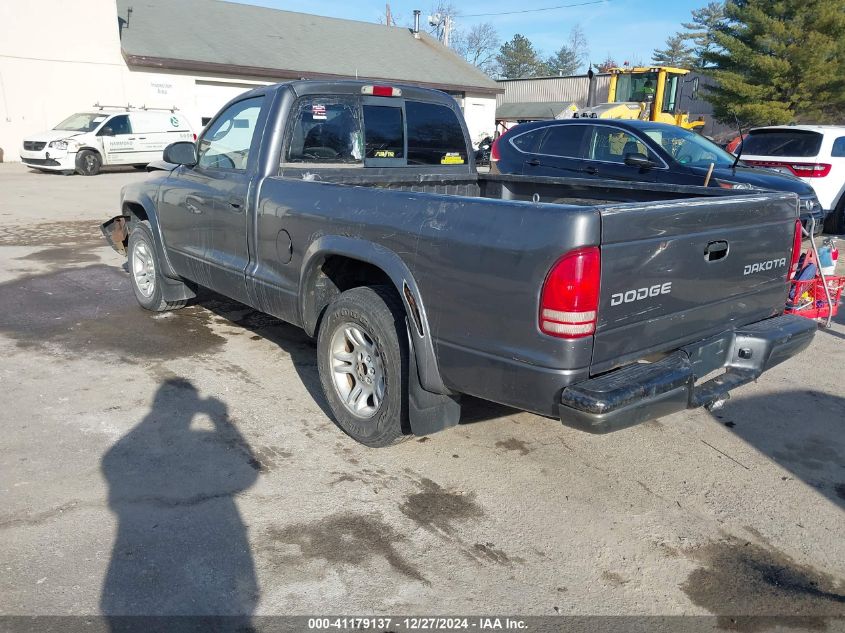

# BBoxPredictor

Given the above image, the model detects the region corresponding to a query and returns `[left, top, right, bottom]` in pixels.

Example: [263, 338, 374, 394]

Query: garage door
[195, 81, 260, 128]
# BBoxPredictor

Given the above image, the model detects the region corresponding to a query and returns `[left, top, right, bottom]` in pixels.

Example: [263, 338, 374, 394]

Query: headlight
[48, 140, 68, 150]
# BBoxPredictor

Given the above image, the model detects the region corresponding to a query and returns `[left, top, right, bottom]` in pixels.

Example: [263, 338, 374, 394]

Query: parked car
[736, 125, 845, 234]
[102, 80, 814, 447]
[491, 119, 825, 233]
[20, 109, 195, 176]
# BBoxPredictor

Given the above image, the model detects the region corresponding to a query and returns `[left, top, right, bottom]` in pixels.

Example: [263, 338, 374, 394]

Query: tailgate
[592, 192, 798, 374]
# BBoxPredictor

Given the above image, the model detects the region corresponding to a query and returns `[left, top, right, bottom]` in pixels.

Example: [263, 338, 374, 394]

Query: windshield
[613, 72, 658, 103]
[53, 113, 108, 132]
[641, 125, 738, 167]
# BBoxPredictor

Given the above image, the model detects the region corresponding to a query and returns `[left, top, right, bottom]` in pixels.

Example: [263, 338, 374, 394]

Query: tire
[133, 164, 148, 170]
[127, 221, 187, 312]
[75, 149, 102, 176]
[823, 197, 845, 235]
[317, 285, 410, 447]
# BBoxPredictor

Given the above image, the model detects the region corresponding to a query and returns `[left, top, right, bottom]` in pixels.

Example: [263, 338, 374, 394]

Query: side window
[537, 125, 588, 158]
[832, 136, 845, 158]
[587, 127, 650, 163]
[405, 101, 466, 165]
[286, 97, 362, 163]
[198, 96, 264, 171]
[363, 105, 404, 160]
[510, 129, 544, 153]
[100, 115, 131, 136]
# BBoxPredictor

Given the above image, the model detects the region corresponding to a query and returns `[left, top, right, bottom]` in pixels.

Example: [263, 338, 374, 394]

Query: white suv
[739, 125, 845, 234]
[20, 109, 195, 176]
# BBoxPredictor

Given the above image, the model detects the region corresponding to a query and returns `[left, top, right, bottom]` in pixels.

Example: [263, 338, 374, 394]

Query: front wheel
[127, 221, 186, 312]
[316, 286, 409, 447]
[823, 198, 844, 235]
[75, 149, 102, 176]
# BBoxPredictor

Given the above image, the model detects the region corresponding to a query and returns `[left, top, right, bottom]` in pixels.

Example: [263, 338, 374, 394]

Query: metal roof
[116, 0, 501, 95]
[496, 101, 578, 120]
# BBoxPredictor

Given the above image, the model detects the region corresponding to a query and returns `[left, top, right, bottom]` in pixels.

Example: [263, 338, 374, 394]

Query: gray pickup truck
[103, 80, 815, 447]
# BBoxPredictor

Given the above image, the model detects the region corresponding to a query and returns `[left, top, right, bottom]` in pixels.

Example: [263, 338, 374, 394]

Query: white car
[738, 125, 845, 234]
[20, 109, 195, 176]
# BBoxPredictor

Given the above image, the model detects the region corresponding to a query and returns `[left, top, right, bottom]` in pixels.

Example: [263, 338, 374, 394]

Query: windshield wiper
[732, 115, 744, 169]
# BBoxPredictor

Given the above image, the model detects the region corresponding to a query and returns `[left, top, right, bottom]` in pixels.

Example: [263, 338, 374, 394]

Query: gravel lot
[0, 162, 843, 624]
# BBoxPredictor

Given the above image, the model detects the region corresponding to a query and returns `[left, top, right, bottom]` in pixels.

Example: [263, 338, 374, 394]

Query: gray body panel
[117, 80, 804, 423]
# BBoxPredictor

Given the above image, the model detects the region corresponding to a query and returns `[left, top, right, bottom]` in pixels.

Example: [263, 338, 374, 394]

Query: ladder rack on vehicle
[92, 102, 179, 112]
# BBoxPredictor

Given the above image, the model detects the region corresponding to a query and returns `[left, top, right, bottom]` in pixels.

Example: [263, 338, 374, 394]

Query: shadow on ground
[100, 378, 259, 630]
[709, 389, 845, 512]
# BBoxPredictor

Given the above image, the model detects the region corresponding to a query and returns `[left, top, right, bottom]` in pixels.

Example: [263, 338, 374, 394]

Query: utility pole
[385, 3, 392, 27]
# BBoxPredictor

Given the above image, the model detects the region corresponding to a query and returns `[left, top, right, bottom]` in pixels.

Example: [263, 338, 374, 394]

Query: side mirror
[99, 127, 115, 137]
[163, 141, 197, 167]
[624, 152, 656, 169]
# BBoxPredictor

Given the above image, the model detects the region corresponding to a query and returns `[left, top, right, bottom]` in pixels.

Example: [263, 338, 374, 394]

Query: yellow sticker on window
[374, 149, 395, 158]
[441, 153, 465, 165]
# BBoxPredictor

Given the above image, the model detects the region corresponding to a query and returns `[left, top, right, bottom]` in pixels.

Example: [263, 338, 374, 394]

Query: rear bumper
[559, 314, 816, 433]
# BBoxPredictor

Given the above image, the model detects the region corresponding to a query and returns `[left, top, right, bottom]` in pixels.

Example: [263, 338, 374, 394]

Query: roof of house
[496, 101, 578, 120]
[116, 0, 501, 95]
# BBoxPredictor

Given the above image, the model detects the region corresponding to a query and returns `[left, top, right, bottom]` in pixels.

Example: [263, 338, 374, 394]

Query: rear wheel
[75, 149, 102, 176]
[316, 286, 409, 447]
[823, 197, 844, 235]
[128, 221, 187, 312]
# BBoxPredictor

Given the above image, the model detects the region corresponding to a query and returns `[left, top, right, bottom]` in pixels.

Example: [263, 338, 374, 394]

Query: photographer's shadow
[100, 378, 259, 627]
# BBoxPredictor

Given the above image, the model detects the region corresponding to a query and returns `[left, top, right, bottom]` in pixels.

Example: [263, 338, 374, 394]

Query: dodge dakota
[102, 80, 815, 447]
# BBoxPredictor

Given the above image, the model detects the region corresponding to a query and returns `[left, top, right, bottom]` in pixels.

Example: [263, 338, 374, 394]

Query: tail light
[192, 133, 197, 141]
[490, 128, 510, 162]
[746, 160, 831, 178]
[788, 219, 803, 279]
[361, 85, 402, 97]
[539, 247, 601, 338]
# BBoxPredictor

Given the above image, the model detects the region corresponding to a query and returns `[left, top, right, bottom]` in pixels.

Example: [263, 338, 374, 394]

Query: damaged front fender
[101, 215, 129, 256]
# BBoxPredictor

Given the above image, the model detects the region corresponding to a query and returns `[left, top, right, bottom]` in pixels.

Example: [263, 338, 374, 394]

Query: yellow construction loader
[576, 66, 704, 130]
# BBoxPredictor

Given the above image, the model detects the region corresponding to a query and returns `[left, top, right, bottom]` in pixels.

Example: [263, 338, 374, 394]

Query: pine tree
[496, 34, 546, 78]
[704, 0, 845, 125]
[681, 2, 725, 68]
[545, 25, 589, 76]
[651, 34, 696, 67]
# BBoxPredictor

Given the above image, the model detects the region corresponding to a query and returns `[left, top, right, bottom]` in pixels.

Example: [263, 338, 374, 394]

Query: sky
[227, 0, 707, 72]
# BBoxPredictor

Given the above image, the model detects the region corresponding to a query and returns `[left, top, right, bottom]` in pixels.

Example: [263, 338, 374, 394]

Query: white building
[0, 0, 500, 162]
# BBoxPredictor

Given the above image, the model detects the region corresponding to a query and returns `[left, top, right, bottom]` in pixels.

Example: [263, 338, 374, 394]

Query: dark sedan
[491, 119, 825, 232]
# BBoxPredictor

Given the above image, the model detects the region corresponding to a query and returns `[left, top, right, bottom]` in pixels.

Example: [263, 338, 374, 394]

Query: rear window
[363, 105, 404, 160]
[742, 130, 823, 157]
[405, 101, 466, 165]
[287, 97, 362, 163]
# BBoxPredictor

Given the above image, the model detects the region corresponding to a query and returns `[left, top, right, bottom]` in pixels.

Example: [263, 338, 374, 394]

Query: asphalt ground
[0, 162, 843, 628]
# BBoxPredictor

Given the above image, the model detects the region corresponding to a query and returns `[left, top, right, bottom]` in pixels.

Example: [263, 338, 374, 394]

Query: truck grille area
[23, 141, 46, 151]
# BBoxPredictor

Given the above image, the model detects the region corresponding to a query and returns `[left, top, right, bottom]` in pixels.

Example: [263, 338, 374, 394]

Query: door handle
[527, 159, 540, 166]
[228, 197, 242, 209]
[584, 166, 599, 175]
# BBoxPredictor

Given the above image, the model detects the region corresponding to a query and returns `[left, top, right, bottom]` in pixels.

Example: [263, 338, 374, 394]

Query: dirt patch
[681, 536, 845, 630]
[399, 478, 483, 534]
[266, 512, 426, 583]
[0, 220, 102, 247]
[495, 438, 530, 456]
[0, 264, 225, 360]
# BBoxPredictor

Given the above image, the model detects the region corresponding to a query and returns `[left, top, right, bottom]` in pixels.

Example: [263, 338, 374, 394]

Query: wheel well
[308, 255, 399, 335]
[123, 201, 148, 224]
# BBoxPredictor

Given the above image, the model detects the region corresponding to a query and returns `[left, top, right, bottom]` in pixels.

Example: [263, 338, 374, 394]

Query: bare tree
[453, 22, 500, 75]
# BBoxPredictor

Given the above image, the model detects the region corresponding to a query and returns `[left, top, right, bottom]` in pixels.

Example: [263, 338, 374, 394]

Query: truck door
[98, 115, 134, 165]
[156, 95, 267, 304]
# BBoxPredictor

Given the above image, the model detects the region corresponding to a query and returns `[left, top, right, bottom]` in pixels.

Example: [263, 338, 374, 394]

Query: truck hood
[23, 130, 85, 143]
[691, 164, 815, 195]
